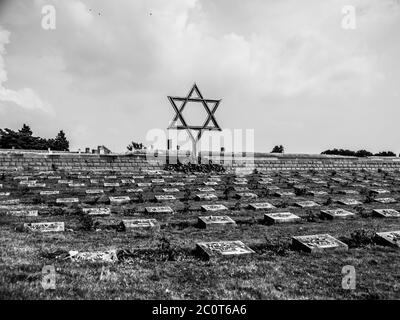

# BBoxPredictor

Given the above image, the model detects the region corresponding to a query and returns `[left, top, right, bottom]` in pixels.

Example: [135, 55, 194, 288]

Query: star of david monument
[167, 83, 222, 163]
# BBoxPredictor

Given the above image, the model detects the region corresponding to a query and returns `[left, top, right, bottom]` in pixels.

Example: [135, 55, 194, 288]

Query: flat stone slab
[308, 190, 329, 196]
[203, 181, 218, 186]
[236, 192, 258, 199]
[121, 179, 135, 184]
[233, 181, 248, 185]
[137, 183, 152, 187]
[295, 201, 319, 208]
[201, 204, 228, 212]
[104, 183, 120, 187]
[40, 191, 60, 196]
[126, 188, 143, 193]
[85, 189, 104, 194]
[375, 231, 400, 247]
[266, 186, 280, 191]
[321, 209, 356, 219]
[292, 234, 348, 253]
[196, 241, 255, 260]
[370, 189, 390, 195]
[196, 194, 218, 201]
[27, 183, 46, 188]
[198, 187, 215, 192]
[337, 199, 362, 206]
[58, 180, 73, 184]
[23, 222, 65, 232]
[145, 206, 174, 214]
[56, 198, 79, 204]
[339, 190, 359, 195]
[373, 209, 400, 218]
[82, 208, 111, 216]
[274, 191, 295, 197]
[170, 182, 185, 186]
[374, 198, 397, 204]
[68, 183, 86, 187]
[264, 212, 301, 224]
[109, 196, 130, 204]
[104, 176, 117, 179]
[198, 216, 236, 229]
[122, 218, 160, 231]
[132, 176, 144, 179]
[162, 188, 180, 193]
[151, 179, 165, 183]
[249, 202, 276, 210]
[0, 192, 10, 196]
[0, 199, 20, 205]
[155, 195, 176, 202]
[68, 250, 118, 263]
[8, 210, 38, 217]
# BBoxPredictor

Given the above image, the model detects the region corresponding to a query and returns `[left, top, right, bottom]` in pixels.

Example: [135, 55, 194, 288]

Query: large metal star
[167, 83, 222, 142]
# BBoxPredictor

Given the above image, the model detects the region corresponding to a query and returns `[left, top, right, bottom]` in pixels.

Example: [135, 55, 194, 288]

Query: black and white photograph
[0, 0, 399, 310]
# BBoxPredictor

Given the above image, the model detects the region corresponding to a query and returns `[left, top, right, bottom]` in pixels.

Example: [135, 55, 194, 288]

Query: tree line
[0, 124, 69, 151]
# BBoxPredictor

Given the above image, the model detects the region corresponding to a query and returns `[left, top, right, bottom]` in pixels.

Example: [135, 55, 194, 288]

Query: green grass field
[0, 169, 399, 299]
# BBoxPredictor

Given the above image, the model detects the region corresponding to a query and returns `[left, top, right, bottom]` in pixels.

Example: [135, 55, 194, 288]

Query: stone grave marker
[40, 190, 60, 196]
[105, 175, 117, 179]
[90, 179, 99, 184]
[375, 231, 400, 248]
[151, 179, 165, 184]
[196, 193, 218, 201]
[201, 204, 228, 212]
[68, 250, 118, 263]
[85, 189, 104, 194]
[0, 192, 10, 196]
[138, 183, 152, 187]
[145, 206, 173, 214]
[8, 210, 38, 217]
[292, 234, 348, 253]
[155, 195, 176, 202]
[337, 199, 362, 206]
[56, 198, 79, 204]
[104, 182, 120, 187]
[126, 188, 143, 193]
[274, 191, 295, 197]
[122, 218, 160, 231]
[163, 188, 180, 193]
[82, 208, 111, 216]
[373, 209, 400, 218]
[0, 199, 20, 205]
[370, 189, 390, 195]
[249, 202, 276, 210]
[170, 182, 185, 186]
[109, 196, 130, 204]
[47, 176, 62, 180]
[198, 215, 236, 229]
[236, 192, 258, 199]
[196, 241, 255, 259]
[308, 190, 328, 196]
[58, 180, 73, 184]
[234, 187, 250, 192]
[339, 190, 359, 195]
[204, 181, 218, 186]
[198, 187, 215, 192]
[78, 175, 91, 179]
[264, 212, 301, 224]
[233, 181, 247, 185]
[295, 201, 319, 208]
[321, 209, 356, 220]
[23, 221, 65, 233]
[132, 175, 144, 179]
[28, 183, 46, 188]
[266, 186, 280, 192]
[121, 179, 135, 184]
[208, 177, 221, 182]
[374, 197, 397, 204]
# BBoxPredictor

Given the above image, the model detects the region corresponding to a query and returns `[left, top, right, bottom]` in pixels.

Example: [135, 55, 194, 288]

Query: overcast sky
[0, 0, 399, 154]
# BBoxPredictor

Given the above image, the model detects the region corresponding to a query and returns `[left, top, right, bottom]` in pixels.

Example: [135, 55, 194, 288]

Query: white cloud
[0, 26, 51, 113]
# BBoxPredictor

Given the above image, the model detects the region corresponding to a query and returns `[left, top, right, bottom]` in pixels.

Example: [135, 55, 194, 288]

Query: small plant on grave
[51, 207, 66, 216]
[157, 235, 177, 261]
[109, 187, 116, 194]
[305, 210, 319, 222]
[0, 173, 5, 181]
[347, 228, 376, 247]
[31, 195, 44, 205]
[78, 214, 94, 231]
[294, 187, 307, 196]
[324, 197, 333, 206]
[182, 189, 191, 201]
[263, 236, 289, 256]
[233, 201, 241, 211]
[51, 164, 57, 171]
[354, 205, 371, 218]
[136, 193, 144, 203]
[223, 186, 234, 200]
[278, 200, 289, 208]
[331, 170, 337, 176]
